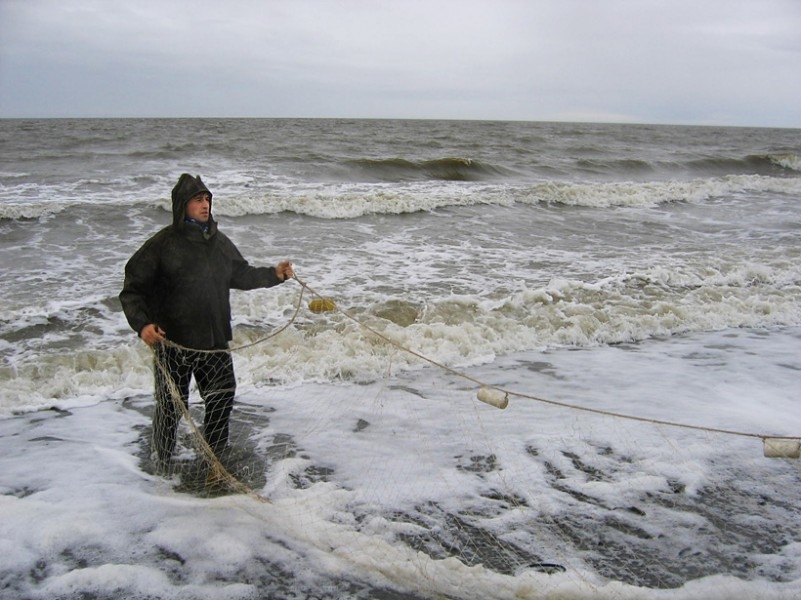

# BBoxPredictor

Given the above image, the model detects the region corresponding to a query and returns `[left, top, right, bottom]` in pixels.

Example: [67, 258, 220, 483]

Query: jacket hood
[171, 173, 214, 230]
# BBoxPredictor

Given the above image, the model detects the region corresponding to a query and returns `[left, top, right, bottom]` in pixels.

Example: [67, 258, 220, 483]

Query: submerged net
[142, 277, 801, 599]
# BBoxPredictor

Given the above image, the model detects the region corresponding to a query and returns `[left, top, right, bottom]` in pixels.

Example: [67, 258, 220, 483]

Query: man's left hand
[276, 261, 294, 282]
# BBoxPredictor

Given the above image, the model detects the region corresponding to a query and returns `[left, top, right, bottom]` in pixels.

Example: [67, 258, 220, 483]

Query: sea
[0, 118, 800, 599]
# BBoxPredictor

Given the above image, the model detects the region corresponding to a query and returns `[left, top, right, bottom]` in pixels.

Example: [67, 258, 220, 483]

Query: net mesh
[141, 278, 801, 598]
[151, 343, 256, 496]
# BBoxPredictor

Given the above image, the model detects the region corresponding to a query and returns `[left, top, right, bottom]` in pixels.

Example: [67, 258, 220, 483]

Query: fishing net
[151, 343, 255, 495]
[143, 277, 801, 599]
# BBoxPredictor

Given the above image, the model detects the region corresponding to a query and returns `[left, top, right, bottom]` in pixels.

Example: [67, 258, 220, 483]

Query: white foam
[1, 328, 799, 598]
[140, 175, 801, 219]
[768, 153, 801, 172]
[3, 252, 800, 416]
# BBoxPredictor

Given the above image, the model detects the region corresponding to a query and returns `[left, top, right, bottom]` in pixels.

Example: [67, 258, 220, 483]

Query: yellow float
[308, 298, 336, 313]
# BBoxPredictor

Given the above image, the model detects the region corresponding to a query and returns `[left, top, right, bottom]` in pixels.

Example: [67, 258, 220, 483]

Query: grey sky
[1, 0, 799, 127]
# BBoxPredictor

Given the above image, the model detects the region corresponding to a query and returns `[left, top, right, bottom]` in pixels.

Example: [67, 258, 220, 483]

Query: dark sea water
[1, 119, 800, 599]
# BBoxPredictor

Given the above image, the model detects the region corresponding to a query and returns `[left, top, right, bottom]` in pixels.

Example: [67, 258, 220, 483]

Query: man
[120, 173, 293, 465]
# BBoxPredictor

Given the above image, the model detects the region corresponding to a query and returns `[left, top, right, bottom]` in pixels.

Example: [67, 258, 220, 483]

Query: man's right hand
[139, 324, 166, 346]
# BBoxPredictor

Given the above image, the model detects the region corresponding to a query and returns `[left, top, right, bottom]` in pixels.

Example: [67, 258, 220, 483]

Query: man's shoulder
[132, 225, 176, 253]
[210, 228, 236, 247]
[150, 225, 175, 239]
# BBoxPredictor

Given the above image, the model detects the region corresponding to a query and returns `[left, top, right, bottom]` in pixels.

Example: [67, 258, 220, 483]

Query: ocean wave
[193, 261, 801, 388]
[575, 158, 656, 175]
[0, 202, 67, 220]
[4, 172, 800, 222]
[518, 174, 801, 208]
[685, 153, 801, 176]
[572, 152, 801, 179]
[0, 171, 32, 179]
[0, 175, 166, 220]
[200, 174, 801, 219]
[2, 258, 798, 415]
[763, 152, 801, 172]
[340, 156, 513, 182]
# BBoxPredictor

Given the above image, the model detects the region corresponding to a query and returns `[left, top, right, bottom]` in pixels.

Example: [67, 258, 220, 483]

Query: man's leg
[194, 349, 236, 455]
[152, 345, 191, 464]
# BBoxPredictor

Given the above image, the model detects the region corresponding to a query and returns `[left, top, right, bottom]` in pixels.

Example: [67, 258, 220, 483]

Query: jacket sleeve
[226, 237, 283, 291]
[119, 235, 162, 336]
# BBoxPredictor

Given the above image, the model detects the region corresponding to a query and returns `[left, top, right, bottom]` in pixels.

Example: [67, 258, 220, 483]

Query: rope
[161, 280, 307, 355]
[153, 272, 798, 446]
[291, 275, 800, 445]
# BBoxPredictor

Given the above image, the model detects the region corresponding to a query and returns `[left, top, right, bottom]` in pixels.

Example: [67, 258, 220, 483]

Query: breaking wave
[4, 172, 800, 221]
[203, 174, 801, 219]
[3, 257, 799, 415]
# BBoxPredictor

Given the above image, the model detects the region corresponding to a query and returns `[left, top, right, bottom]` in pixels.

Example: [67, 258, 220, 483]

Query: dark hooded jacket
[119, 174, 282, 349]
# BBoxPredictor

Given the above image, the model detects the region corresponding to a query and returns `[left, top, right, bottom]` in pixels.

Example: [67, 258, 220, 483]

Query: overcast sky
[1, 0, 799, 127]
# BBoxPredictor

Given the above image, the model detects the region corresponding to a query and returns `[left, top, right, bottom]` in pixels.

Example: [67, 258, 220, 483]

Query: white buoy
[477, 387, 509, 410]
[763, 438, 801, 459]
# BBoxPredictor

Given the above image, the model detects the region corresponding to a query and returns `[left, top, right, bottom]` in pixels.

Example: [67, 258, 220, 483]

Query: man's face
[185, 192, 210, 223]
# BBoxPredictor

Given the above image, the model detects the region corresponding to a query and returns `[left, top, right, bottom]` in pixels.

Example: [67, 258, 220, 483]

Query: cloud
[1, 0, 800, 126]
